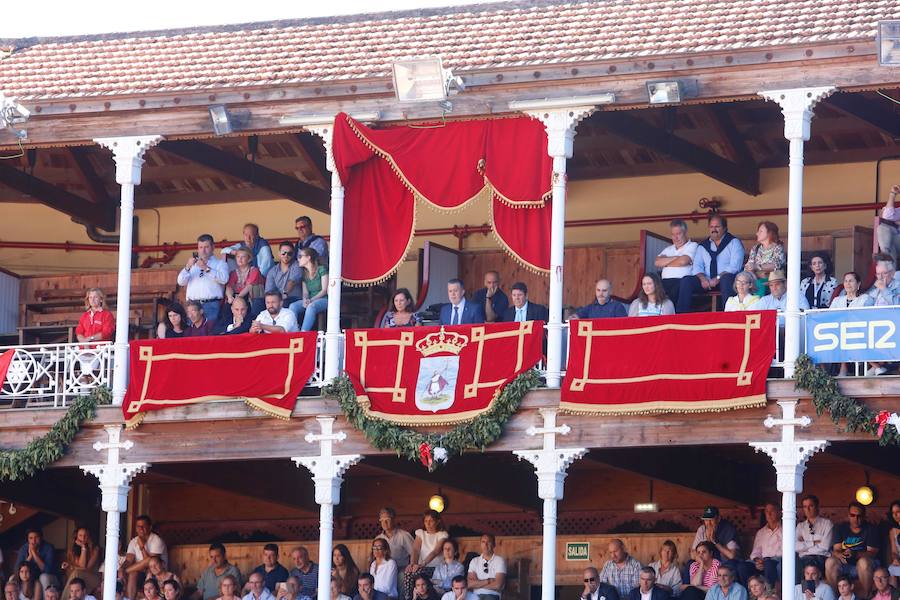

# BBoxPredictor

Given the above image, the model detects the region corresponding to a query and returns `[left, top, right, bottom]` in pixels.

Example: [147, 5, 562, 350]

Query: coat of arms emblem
[414, 327, 468, 413]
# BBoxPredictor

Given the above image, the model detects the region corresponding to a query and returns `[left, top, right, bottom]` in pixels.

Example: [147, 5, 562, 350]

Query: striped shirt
[690, 559, 721, 588]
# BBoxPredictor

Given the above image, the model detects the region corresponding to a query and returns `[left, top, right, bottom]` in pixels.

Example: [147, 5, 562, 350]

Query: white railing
[0, 342, 113, 409]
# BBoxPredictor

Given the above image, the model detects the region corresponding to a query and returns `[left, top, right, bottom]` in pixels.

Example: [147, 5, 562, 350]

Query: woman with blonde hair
[649, 540, 682, 596]
[746, 575, 771, 600]
[724, 272, 761, 312]
[61, 527, 101, 600]
[75, 288, 114, 344]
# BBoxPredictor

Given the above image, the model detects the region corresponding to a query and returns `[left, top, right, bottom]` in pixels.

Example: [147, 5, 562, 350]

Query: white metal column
[94, 136, 163, 405]
[758, 88, 834, 377]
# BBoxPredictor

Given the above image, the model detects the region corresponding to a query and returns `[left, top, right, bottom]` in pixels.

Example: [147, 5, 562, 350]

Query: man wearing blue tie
[439, 279, 486, 326]
[501, 282, 549, 322]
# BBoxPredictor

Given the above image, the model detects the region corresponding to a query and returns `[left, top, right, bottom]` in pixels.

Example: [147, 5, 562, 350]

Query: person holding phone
[794, 564, 835, 600]
[177, 234, 229, 323]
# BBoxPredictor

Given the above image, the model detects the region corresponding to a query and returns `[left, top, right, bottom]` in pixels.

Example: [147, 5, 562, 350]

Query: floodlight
[392, 57, 462, 103]
[0, 92, 30, 139]
[428, 493, 447, 513]
[878, 20, 900, 66]
[646, 81, 683, 104]
[208, 104, 233, 136]
[855, 485, 875, 506]
[634, 503, 659, 513]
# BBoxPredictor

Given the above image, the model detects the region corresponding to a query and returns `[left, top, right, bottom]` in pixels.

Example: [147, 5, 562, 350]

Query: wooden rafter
[68, 146, 113, 205]
[708, 106, 757, 167]
[158, 140, 330, 214]
[294, 133, 330, 189]
[826, 93, 900, 139]
[592, 111, 761, 196]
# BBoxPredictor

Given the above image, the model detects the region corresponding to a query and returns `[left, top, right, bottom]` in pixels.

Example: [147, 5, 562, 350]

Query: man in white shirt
[440, 576, 478, 600]
[375, 507, 415, 578]
[242, 573, 275, 600]
[793, 564, 835, 600]
[68, 579, 98, 600]
[467, 534, 506, 599]
[121, 516, 168, 600]
[745, 502, 783, 585]
[251, 292, 299, 334]
[177, 234, 229, 322]
[654, 219, 698, 309]
[876, 184, 900, 261]
[796, 495, 833, 574]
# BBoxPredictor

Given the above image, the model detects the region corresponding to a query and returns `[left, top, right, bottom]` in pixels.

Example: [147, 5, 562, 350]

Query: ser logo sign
[805, 308, 899, 363]
[812, 320, 896, 351]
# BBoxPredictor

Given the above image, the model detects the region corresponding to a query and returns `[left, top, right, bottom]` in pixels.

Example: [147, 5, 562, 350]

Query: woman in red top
[76, 288, 115, 343]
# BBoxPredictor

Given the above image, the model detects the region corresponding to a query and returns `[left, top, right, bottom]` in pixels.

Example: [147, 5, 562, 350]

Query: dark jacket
[627, 588, 670, 600]
[582, 584, 621, 600]
[502, 302, 549, 323]
[439, 301, 486, 325]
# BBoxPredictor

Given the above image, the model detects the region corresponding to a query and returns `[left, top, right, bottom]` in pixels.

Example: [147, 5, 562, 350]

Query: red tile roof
[0, 0, 896, 100]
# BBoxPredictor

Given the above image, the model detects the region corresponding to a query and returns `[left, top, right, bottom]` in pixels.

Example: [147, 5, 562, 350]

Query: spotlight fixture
[0, 92, 30, 139]
[208, 104, 233, 136]
[392, 57, 464, 105]
[855, 485, 876, 506]
[634, 502, 659, 513]
[878, 20, 900, 66]
[646, 81, 683, 105]
[428, 492, 447, 513]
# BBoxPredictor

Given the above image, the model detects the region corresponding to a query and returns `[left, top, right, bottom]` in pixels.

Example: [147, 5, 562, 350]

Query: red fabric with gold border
[560, 311, 776, 414]
[344, 322, 543, 425]
[122, 332, 318, 428]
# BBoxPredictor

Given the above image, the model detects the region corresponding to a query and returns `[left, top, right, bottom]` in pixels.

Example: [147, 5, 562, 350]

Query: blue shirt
[576, 300, 627, 319]
[253, 563, 290, 593]
[704, 584, 748, 600]
[289, 563, 319, 596]
[15, 541, 56, 574]
[472, 287, 509, 320]
[691, 237, 745, 277]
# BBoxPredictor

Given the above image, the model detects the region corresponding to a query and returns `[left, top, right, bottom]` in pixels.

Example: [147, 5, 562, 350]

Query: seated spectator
[432, 540, 465, 595]
[600, 539, 642, 598]
[61, 527, 100, 600]
[148, 557, 179, 587]
[15, 528, 58, 590]
[744, 222, 786, 296]
[250, 292, 299, 334]
[66, 580, 95, 600]
[581, 567, 620, 600]
[275, 577, 309, 600]
[249, 544, 289, 594]
[332, 577, 352, 600]
[405, 512, 449, 600]
[472, 271, 509, 323]
[440, 280, 485, 325]
[258, 243, 303, 317]
[381, 289, 423, 328]
[800, 253, 838, 310]
[242, 574, 274, 600]
[466, 534, 506, 599]
[370, 540, 398, 599]
[121, 515, 168, 600]
[75, 288, 114, 345]
[649, 540, 681, 597]
[163, 580, 182, 600]
[627, 567, 669, 600]
[294, 216, 329, 266]
[835, 575, 855, 600]
[797, 494, 834, 573]
[5, 582, 20, 600]
[115, 580, 128, 600]
[177, 234, 229, 322]
[13, 562, 43, 600]
[876, 185, 900, 261]
[440, 576, 477, 600]
[144, 580, 163, 600]
[192, 544, 242, 600]
[577, 279, 627, 319]
[724, 272, 761, 312]
[217, 296, 252, 335]
[222, 223, 274, 277]
[743, 502, 782, 586]
[332, 545, 360, 599]
[375, 508, 415, 580]
[412, 576, 440, 600]
[157, 303, 189, 339]
[691, 508, 741, 577]
[628, 274, 675, 317]
[655, 219, 698, 305]
[872, 567, 897, 600]
[185, 301, 217, 337]
[502, 282, 548, 322]
[757, 271, 809, 313]
[794, 564, 835, 600]
[682, 542, 721, 600]
[42, 586, 58, 600]
[288, 547, 318, 599]
[830, 272, 873, 309]
[225, 247, 264, 313]
[289, 248, 328, 331]
[705, 565, 746, 600]
[216, 575, 241, 600]
[677, 215, 744, 312]
[866, 254, 900, 306]
[354, 574, 388, 600]
[825, 502, 879, 599]
[889, 500, 900, 584]
[746, 576, 771, 600]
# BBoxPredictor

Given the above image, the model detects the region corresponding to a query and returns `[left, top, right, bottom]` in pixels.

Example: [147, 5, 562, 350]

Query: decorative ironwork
[0, 342, 113, 408]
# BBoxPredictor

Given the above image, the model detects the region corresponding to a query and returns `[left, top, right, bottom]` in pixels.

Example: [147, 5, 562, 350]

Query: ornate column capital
[513, 409, 586, 500]
[749, 400, 828, 493]
[94, 135, 163, 186]
[80, 425, 148, 512]
[759, 87, 835, 141]
[292, 417, 362, 505]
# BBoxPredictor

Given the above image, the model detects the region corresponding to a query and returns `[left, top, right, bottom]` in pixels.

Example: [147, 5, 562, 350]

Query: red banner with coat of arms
[560, 311, 776, 415]
[344, 322, 544, 425]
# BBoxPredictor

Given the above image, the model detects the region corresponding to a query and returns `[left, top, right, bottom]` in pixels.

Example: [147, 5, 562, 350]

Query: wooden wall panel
[19, 268, 181, 303]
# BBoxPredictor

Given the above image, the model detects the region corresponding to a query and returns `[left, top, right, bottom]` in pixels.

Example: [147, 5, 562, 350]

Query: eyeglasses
[280, 251, 293, 256]
[483, 561, 489, 573]
[583, 579, 596, 583]
[808, 522, 815, 534]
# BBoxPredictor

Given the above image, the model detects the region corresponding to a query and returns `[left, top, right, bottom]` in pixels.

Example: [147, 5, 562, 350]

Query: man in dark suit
[627, 567, 670, 600]
[581, 567, 620, 600]
[439, 279, 486, 326]
[501, 282, 549, 322]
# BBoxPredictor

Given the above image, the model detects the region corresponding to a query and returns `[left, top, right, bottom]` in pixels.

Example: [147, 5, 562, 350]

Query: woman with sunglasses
[256, 242, 304, 317]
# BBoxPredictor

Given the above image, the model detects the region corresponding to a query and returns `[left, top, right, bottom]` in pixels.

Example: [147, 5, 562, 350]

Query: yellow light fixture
[855, 485, 875, 506]
[428, 493, 447, 513]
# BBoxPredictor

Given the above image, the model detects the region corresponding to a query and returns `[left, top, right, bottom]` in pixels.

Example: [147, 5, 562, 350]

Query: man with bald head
[576, 280, 626, 319]
[599, 540, 642, 598]
[580, 567, 620, 600]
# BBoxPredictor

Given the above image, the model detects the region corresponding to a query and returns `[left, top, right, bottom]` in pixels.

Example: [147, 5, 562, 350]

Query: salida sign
[805, 307, 899, 364]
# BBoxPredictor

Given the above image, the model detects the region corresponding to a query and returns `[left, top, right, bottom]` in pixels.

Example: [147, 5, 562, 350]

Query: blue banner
[805, 307, 900, 363]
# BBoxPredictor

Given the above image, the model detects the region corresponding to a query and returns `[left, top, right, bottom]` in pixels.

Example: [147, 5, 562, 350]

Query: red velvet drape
[332, 113, 552, 284]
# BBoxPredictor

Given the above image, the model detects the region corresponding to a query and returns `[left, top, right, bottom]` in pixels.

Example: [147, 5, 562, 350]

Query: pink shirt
[690, 559, 720, 587]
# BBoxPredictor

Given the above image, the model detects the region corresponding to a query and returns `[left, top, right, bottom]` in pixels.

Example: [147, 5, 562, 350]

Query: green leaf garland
[325, 370, 539, 468]
[0, 387, 110, 481]
[794, 354, 899, 446]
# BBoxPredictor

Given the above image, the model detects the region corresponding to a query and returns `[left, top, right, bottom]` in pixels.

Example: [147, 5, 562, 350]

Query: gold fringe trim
[489, 199, 550, 275]
[484, 174, 549, 209]
[342, 200, 418, 287]
[558, 393, 767, 416]
[245, 397, 293, 420]
[124, 411, 146, 430]
[359, 381, 505, 426]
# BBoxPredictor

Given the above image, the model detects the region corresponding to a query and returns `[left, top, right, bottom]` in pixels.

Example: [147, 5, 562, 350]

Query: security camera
[0, 92, 31, 125]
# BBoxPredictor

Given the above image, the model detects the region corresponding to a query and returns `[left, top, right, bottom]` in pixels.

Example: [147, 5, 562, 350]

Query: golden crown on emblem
[415, 326, 469, 357]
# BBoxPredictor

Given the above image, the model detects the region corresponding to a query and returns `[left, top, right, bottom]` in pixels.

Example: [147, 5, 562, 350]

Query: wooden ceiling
[0, 90, 898, 229]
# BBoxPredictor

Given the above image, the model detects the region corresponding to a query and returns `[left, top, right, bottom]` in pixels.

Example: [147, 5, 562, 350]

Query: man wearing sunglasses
[467, 534, 506, 599]
[256, 242, 304, 318]
[825, 502, 879, 599]
[294, 216, 329, 267]
[580, 567, 620, 600]
[796, 495, 834, 574]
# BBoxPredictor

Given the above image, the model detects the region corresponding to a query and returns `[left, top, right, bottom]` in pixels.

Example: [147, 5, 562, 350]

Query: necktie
[452, 305, 459, 325]
[516, 307, 524, 322]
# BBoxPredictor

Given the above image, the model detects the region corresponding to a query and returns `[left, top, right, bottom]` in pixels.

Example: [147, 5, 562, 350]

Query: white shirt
[641, 591, 653, 600]
[255, 309, 299, 333]
[796, 517, 834, 557]
[370, 559, 398, 598]
[658, 241, 698, 279]
[441, 592, 478, 600]
[177, 255, 229, 300]
[126, 532, 168, 567]
[751, 523, 783, 559]
[467, 554, 506, 598]
[243, 590, 276, 600]
[375, 529, 415, 568]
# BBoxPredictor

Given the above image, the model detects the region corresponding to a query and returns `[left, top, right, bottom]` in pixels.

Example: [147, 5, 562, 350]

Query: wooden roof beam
[708, 106, 757, 168]
[0, 161, 115, 229]
[158, 140, 330, 214]
[592, 111, 761, 196]
[825, 93, 900, 139]
[294, 133, 330, 189]
[69, 146, 113, 205]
